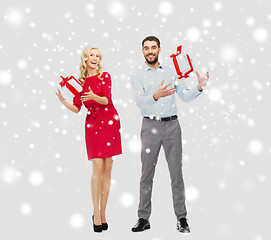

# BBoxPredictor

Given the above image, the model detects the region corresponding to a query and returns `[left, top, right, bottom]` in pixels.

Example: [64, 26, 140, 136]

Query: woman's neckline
[86, 72, 105, 81]
[87, 73, 99, 77]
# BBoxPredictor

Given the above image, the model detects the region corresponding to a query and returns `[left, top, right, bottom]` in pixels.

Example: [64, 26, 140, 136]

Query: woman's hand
[81, 86, 96, 102]
[55, 89, 80, 113]
[196, 71, 209, 91]
[55, 89, 66, 104]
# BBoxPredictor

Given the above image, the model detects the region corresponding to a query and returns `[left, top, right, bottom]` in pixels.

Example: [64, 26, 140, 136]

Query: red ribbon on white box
[59, 76, 82, 98]
[170, 45, 194, 79]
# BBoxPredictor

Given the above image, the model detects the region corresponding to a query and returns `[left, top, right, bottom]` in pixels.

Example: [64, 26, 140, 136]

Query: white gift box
[170, 45, 194, 79]
[59, 76, 82, 99]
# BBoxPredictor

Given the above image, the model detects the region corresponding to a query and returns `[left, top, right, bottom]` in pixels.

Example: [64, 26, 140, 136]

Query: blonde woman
[56, 46, 122, 232]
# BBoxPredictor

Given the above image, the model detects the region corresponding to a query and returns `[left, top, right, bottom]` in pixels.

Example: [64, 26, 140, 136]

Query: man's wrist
[153, 92, 159, 101]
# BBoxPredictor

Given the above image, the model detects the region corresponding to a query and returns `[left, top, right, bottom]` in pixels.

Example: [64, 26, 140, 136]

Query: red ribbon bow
[59, 76, 82, 96]
[88, 103, 98, 120]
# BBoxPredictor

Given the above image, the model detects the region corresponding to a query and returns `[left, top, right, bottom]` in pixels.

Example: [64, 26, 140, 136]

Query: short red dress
[73, 72, 122, 160]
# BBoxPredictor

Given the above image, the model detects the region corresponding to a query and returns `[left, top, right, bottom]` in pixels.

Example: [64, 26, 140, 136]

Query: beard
[145, 54, 159, 65]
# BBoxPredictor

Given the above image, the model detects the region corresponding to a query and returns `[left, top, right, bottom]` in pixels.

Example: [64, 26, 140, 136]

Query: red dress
[73, 72, 122, 160]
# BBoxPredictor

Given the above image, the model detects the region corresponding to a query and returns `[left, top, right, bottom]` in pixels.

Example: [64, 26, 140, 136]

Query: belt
[144, 115, 178, 121]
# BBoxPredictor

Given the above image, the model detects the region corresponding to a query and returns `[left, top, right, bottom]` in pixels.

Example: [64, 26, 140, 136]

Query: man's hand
[153, 80, 176, 101]
[196, 71, 209, 91]
[81, 86, 96, 102]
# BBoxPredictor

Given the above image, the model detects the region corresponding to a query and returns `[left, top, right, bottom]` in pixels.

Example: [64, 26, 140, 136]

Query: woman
[56, 46, 122, 233]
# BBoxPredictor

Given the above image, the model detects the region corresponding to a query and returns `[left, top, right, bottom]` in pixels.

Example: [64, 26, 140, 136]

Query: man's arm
[131, 73, 157, 108]
[174, 71, 209, 102]
[174, 77, 202, 103]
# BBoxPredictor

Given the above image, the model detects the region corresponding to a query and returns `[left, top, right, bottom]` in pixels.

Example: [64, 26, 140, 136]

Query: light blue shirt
[131, 63, 202, 118]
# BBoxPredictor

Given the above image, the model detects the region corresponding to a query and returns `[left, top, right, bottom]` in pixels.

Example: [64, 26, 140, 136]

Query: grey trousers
[138, 117, 187, 220]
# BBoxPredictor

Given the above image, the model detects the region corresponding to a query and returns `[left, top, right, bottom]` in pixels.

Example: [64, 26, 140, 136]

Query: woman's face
[86, 49, 101, 70]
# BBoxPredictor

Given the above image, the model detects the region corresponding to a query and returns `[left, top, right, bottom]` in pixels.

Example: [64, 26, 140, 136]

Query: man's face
[142, 40, 161, 65]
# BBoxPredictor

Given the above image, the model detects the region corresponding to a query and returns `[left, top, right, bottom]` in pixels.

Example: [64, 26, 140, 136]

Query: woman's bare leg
[91, 158, 104, 225]
[100, 157, 113, 223]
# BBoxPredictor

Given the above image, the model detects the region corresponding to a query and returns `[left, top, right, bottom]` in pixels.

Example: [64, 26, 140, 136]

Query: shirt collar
[143, 62, 163, 71]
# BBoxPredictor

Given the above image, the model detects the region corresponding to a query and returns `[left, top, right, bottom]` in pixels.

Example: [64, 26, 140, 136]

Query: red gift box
[59, 76, 82, 99]
[170, 45, 194, 79]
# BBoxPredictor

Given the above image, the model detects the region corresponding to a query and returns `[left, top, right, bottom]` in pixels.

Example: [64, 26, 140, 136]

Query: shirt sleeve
[102, 72, 113, 104]
[174, 76, 202, 102]
[131, 72, 156, 109]
[73, 92, 82, 112]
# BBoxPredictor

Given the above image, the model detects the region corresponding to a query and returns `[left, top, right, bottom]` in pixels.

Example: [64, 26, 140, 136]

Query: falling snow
[186, 186, 200, 201]
[158, 2, 174, 16]
[248, 139, 263, 155]
[0, 0, 270, 239]
[186, 27, 201, 42]
[253, 27, 268, 43]
[69, 214, 85, 229]
[120, 192, 134, 207]
[29, 171, 44, 186]
[0, 70, 12, 85]
[20, 203, 32, 215]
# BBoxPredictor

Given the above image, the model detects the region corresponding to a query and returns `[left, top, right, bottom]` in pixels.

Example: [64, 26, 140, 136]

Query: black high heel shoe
[92, 215, 103, 233]
[102, 222, 108, 230]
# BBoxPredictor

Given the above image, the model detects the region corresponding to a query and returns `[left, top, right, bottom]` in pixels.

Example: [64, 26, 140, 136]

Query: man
[131, 36, 209, 233]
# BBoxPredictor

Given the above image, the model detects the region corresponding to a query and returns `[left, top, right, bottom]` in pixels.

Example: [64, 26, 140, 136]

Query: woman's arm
[62, 100, 79, 113]
[80, 86, 108, 105]
[56, 89, 79, 113]
[92, 95, 108, 105]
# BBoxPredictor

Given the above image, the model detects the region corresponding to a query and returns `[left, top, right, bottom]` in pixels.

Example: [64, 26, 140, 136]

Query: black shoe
[102, 222, 108, 230]
[177, 218, 190, 233]
[92, 215, 103, 233]
[131, 218, 150, 232]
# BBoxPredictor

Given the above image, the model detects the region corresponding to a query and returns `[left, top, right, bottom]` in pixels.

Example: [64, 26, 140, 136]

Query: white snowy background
[0, 0, 270, 239]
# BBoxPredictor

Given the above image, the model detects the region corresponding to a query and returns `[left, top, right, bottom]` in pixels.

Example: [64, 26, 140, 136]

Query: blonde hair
[79, 46, 104, 85]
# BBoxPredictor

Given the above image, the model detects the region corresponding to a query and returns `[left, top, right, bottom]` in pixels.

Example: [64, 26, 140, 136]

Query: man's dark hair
[142, 36, 160, 48]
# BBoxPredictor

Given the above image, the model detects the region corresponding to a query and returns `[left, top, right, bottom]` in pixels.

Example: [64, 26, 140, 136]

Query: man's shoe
[177, 218, 190, 233]
[131, 218, 150, 232]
